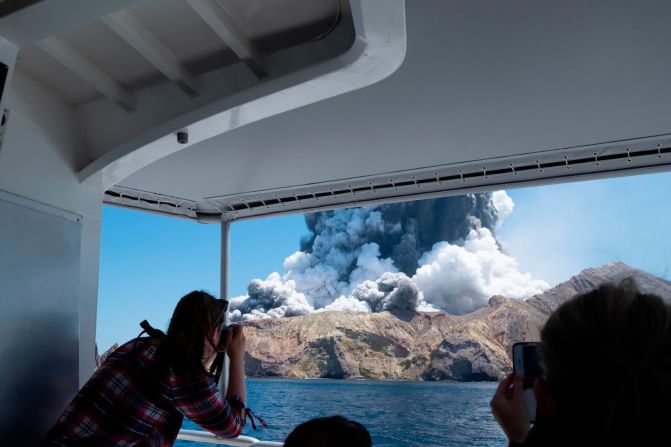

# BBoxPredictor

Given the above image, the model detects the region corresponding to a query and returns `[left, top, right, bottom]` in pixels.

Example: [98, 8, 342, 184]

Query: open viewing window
[98, 171, 671, 446]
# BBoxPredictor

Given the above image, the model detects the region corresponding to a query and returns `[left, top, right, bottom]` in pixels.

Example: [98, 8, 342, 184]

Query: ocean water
[177, 379, 506, 447]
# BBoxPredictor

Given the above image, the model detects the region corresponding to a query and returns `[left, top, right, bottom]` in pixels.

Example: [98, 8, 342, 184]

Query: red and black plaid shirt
[43, 339, 245, 446]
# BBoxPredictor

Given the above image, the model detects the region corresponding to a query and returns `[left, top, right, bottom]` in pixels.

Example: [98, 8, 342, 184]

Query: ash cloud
[348, 272, 432, 313]
[230, 192, 548, 320]
[301, 193, 498, 276]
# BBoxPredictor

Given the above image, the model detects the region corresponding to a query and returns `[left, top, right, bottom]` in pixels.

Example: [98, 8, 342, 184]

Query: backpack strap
[140, 320, 166, 339]
[128, 321, 173, 411]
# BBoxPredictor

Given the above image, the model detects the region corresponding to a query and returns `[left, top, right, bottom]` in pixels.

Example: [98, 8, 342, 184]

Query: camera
[216, 324, 237, 351]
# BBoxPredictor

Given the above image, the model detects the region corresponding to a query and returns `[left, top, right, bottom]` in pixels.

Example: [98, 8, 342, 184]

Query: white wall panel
[1, 66, 104, 413]
[0, 192, 81, 446]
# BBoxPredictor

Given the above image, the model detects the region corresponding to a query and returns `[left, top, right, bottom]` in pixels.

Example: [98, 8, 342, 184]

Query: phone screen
[513, 342, 541, 423]
[522, 344, 541, 378]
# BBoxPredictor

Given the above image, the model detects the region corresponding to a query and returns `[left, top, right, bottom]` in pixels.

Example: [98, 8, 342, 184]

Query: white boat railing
[177, 429, 283, 447]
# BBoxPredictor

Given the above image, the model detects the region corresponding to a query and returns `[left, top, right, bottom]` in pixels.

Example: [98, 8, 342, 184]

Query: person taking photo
[43, 290, 248, 446]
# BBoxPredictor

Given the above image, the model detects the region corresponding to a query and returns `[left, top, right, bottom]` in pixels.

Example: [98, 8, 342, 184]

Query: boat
[1, 1, 670, 445]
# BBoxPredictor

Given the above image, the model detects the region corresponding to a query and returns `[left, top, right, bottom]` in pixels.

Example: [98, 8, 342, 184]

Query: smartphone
[512, 342, 542, 424]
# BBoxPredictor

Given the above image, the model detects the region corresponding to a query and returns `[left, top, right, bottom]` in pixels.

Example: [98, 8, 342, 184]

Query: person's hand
[225, 325, 247, 362]
[490, 373, 529, 444]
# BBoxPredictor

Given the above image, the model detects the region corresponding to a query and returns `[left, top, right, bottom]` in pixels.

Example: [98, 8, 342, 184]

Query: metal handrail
[177, 429, 283, 447]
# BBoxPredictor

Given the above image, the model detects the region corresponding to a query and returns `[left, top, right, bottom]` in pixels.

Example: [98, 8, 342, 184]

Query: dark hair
[540, 279, 671, 445]
[284, 416, 372, 447]
[155, 290, 228, 380]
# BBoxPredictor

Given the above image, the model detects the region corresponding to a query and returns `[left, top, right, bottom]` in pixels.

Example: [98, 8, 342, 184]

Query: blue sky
[96, 210, 307, 351]
[498, 171, 671, 284]
[96, 171, 671, 352]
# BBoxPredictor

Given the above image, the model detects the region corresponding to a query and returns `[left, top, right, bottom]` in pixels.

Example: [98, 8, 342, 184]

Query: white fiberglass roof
[112, 0, 671, 221]
[5, 1, 671, 222]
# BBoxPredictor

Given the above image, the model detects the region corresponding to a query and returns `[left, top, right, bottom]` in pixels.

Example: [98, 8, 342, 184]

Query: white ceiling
[119, 0, 671, 205]
[15, 0, 343, 105]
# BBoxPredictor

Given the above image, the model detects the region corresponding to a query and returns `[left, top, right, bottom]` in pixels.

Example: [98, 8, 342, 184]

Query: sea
[177, 379, 506, 447]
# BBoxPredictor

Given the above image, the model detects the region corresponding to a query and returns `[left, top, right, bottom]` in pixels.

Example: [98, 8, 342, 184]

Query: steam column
[219, 220, 230, 396]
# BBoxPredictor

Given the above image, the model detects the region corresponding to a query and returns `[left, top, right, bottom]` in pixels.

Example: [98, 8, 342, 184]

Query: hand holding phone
[490, 373, 530, 443]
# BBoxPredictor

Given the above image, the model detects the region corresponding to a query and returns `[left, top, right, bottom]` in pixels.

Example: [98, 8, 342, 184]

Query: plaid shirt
[43, 339, 245, 446]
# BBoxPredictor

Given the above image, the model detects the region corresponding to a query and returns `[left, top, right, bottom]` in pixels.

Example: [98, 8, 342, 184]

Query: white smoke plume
[413, 227, 548, 314]
[229, 192, 548, 320]
[229, 273, 313, 321]
[491, 190, 514, 228]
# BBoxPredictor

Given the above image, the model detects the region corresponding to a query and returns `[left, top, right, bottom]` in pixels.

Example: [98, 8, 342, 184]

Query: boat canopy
[114, 1, 671, 222]
[4, 1, 671, 224]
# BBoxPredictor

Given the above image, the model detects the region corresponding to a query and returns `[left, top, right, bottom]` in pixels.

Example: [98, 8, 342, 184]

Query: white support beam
[219, 221, 230, 398]
[0, 0, 139, 47]
[79, 0, 406, 189]
[104, 11, 199, 97]
[177, 429, 283, 446]
[38, 37, 136, 112]
[186, 0, 268, 78]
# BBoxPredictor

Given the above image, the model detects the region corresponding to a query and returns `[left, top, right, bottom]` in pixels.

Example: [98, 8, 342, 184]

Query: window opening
[98, 172, 671, 446]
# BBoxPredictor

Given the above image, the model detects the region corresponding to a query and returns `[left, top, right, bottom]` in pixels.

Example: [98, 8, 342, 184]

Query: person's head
[156, 290, 228, 378]
[284, 416, 372, 447]
[535, 279, 671, 444]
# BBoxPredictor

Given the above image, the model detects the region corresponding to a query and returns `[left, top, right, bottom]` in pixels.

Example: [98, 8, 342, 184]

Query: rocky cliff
[243, 263, 671, 381]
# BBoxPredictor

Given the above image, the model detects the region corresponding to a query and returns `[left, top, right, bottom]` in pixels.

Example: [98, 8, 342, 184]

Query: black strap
[245, 407, 268, 430]
[140, 320, 166, 339]
[128, 321, 173, 412]
[228, 396, 267, 430]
